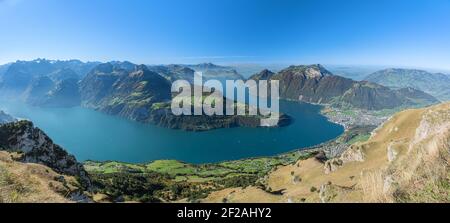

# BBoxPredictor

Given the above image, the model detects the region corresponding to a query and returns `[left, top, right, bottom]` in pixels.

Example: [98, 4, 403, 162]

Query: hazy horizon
[2, 58, 450, 76]
[1, 0, 450, 70]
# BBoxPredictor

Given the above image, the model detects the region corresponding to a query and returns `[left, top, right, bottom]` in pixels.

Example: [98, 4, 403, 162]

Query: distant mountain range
[326, 65, 384, 81]
[0, 110, 15, 124]
[249, 64, 438, 110]
[0, 63, 11, 79]
[147, 62, 243, 83]
[79, 62, 290, 130]
[0, 59, 99, 108]
[0, 60, 290, 131]
[0, 59, 100, 99]
[0, 59, 440, 124]
[364, 68, 450, 101]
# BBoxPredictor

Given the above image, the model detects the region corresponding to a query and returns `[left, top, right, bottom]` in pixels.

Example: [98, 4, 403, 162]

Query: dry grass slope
[203, 102, 450, 203]
[0, 151, 77, 203]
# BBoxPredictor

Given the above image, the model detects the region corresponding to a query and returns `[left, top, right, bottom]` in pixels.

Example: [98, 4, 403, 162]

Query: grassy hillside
[204, 102, 450, 203]
[0, 151, 80, 203]
[1, 102, 448, 203]
[84, 152, 316, 202]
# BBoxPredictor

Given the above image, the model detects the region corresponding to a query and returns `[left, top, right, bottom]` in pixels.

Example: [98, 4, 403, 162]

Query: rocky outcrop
[323, 145, 365, 174]
[0, 121, 91, 189]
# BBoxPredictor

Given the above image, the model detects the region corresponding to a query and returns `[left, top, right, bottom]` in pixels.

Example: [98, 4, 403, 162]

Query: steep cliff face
[81, 63, 172, 122]
[41, 78, 81, 107]
[272, 65, 347, 104]
[23, 76, 55, 105]
[100, 65, 172, 121]
[47, 68, 80, 82]
[250, 64, 438, 110]
[79, 62, 128, 108]
[0, 121, 91, 189]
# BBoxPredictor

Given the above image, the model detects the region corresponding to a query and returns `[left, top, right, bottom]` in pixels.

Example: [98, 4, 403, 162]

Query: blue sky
[1, 0, 450, 69]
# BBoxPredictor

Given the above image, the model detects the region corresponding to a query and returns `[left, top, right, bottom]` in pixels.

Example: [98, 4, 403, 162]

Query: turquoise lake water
[0, 100, 343, 164]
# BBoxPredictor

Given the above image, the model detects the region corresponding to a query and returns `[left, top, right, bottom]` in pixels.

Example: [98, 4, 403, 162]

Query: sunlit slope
[204, 102, 450, 203]
[0, 151, 77, 203]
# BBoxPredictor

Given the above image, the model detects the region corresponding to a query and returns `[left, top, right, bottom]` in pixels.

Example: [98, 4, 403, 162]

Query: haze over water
[0, 99, 343, 164]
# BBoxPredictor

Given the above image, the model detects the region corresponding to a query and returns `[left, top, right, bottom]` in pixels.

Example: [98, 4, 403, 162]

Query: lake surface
[0, 100, 343, 164]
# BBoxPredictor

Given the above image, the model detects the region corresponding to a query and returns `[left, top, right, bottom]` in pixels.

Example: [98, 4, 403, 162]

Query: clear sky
[1, 0, 450, 69]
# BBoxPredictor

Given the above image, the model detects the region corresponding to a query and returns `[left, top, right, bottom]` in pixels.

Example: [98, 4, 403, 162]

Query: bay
[0, 100, 343, 164]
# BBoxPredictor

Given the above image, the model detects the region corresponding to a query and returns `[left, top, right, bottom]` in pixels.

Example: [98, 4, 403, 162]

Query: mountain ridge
[249, 64, 439, 110]
[364, 68, 450, 101]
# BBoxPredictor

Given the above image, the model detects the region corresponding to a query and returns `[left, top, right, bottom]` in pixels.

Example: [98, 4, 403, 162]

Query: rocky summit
[0, 121, 91, 189]
[250, 64, 439, 110]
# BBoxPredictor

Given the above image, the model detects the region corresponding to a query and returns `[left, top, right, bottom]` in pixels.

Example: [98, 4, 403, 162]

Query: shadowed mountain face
[147, 65, 196, 83]
[23, 76, 55, 105]
[0, 59, 99, 107]
[80, 63, 172, 121]
[249, 69, 275, 81]
[0, 59, 99, 94]
[249, 64, 438, 110]
[0, 63, 11, 80]
[147, 63, 244, 83]
[0, 60, 440, 112]
[187, 63, 244, 81]
[42, 78, 81, 107]
[0, 110, 15, 124]
[0, 60, 291, 131]
[364, 68, 450, 101]
[79, 62, 290, 131]
[47, 68, 80, 82]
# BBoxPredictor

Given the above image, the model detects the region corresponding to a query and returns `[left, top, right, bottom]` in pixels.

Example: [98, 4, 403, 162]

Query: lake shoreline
[0, 99, 344, 164]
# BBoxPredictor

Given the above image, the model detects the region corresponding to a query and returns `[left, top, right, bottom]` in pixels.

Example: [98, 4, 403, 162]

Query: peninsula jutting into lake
[0, 0, 449, 205]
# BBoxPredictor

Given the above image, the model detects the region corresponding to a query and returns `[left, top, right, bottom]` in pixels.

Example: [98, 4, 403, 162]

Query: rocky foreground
[0, 121, 90, 202]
